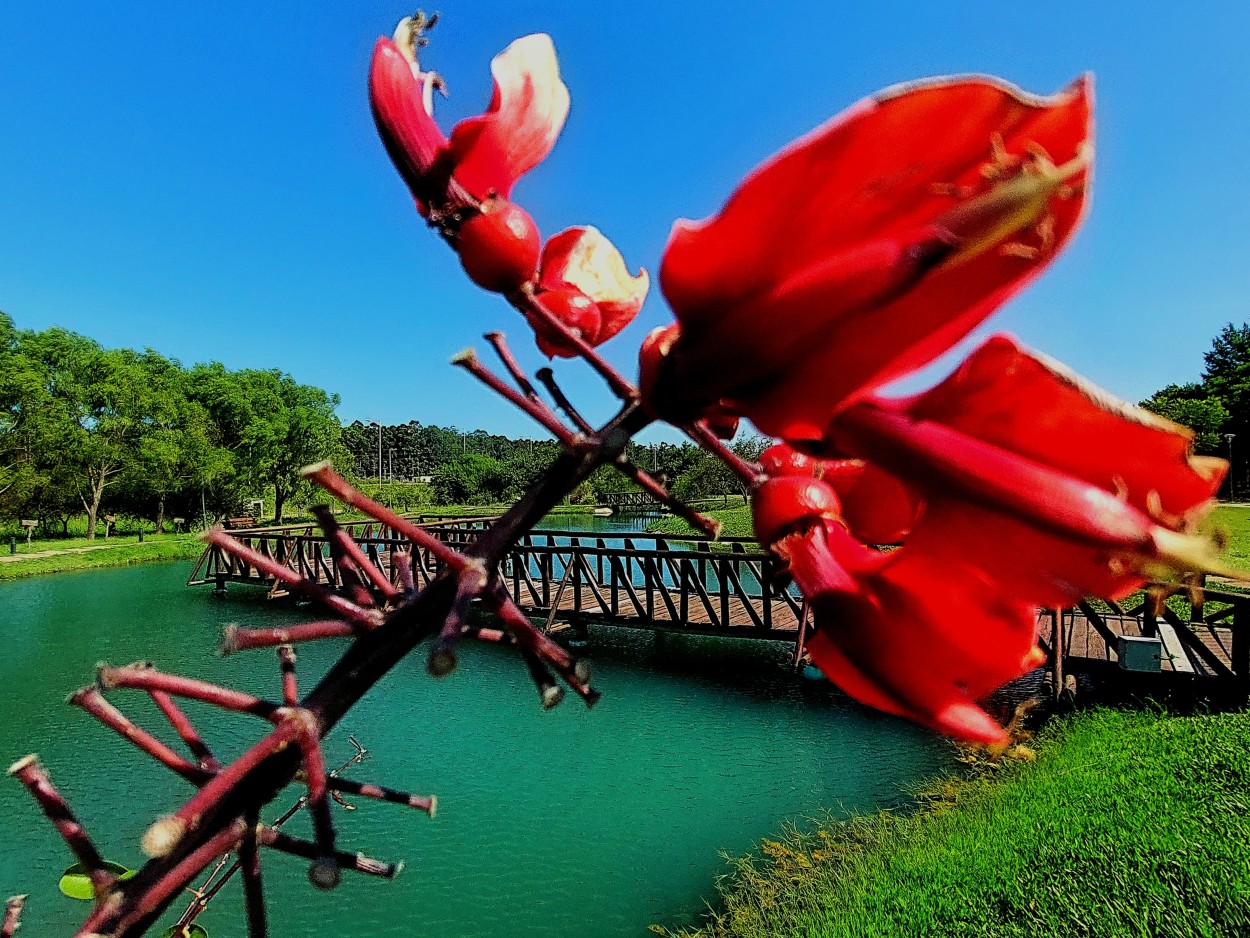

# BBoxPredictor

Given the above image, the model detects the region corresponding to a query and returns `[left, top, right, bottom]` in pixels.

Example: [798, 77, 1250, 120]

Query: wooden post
[1050, 608, 1065, 702]
[1234, 600, 1250, 701]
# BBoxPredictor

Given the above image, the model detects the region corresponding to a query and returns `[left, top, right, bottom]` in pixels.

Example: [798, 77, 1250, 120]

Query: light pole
[1226, 433, 1237, 502]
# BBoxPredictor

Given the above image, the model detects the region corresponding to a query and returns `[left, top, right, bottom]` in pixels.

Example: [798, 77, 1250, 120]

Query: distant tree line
[0, 310, 767, 538]
[0, 312, 346, 536]
[1141, 323, 1250, 497]
[341, 420, 767, 507]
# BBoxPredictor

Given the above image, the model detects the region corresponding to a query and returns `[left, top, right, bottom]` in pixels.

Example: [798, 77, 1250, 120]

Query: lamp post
[1226, 433, 1237, 502]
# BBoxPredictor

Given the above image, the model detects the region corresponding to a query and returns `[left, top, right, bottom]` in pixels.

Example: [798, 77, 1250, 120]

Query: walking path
[0, 543, 128, 563]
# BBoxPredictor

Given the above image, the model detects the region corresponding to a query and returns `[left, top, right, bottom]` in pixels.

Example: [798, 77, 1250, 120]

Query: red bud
[458, 199, 541, 293]
[751, 476, 842, 547]
[527, 287, 603, 357]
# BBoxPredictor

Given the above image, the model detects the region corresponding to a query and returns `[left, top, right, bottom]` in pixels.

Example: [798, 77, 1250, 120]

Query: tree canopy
[0, 314, 346, 533]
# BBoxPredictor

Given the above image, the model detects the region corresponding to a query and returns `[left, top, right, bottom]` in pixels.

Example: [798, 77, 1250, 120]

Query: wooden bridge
[189, 519, 1249, 700]
[597, 490, 662, 511]
[189, 518, 805, 641]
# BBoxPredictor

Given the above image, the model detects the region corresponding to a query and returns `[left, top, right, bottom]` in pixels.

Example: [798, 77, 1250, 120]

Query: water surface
[0, 526, 953, 937]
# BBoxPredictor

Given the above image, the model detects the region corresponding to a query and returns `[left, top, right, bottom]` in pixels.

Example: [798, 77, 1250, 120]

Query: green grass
[648, 503, 754, 540]
[1209, 504, 1250, 571]
[0, 534, 205, 581]
[662, 708, 1250, 938]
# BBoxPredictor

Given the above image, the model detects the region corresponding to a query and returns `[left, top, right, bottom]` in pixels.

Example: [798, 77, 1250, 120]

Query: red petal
[903, 498, 1142, 607]
[830, 461, 922, 545]
[369, 38, 449, 206]
[659, 75, 1092, 438]
[539, 227, 649, 345]
[827, 398, 1160, 556]
[904, 334, 1225, 522]
[448, 35, 569, 200]
[807, 548, 1036, 745]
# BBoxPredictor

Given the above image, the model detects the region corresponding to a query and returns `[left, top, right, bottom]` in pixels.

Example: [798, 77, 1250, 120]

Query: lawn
[663, 708, 1250, 938]
[0, 533, 205, 581]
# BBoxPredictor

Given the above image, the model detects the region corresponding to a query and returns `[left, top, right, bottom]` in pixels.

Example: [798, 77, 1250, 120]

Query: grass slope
[648, 504, 755, 540]
[0, 534, 204, 581]
[667, 709, 1250, 938]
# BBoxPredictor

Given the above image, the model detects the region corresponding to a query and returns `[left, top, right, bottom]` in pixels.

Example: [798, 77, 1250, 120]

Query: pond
[0, 522, 955, 937]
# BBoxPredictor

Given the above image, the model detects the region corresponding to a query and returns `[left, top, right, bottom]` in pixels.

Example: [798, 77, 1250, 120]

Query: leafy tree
[1203, 324, 1250, 429]
[432, 453, 510, 504]
[1139, 384, 1229, 456]
[188, 366, 347, 522]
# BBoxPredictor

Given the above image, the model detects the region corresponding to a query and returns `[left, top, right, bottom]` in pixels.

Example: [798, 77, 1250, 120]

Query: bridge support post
[1233, 600, 1250, 703]
[1049, 608, 1065, 703]
[213, 572, 228, 595]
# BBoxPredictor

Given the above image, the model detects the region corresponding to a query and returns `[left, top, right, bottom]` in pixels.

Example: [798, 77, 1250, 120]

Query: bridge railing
[497, 532, 800, 632]
[1041, 578, 1250, 698]
[191, 523, 802, 635]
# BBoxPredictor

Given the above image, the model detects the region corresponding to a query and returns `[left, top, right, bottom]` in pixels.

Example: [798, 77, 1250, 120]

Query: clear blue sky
[2, 2, 1247, 442]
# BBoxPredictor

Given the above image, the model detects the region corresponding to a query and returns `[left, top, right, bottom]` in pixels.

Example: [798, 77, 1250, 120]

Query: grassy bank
[664, 708, 1250, 938]
[649, 504, 754, 540]
[0, 534, 204, 581]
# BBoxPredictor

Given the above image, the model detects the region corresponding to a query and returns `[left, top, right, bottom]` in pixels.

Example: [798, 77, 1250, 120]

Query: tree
[189, 367, 348, 522]
[1203, 323, 1250, 426]
[1139, 384, 1229, 456]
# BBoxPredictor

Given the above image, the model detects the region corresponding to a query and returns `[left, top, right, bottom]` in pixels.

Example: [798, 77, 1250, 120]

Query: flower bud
[527, 287, 603, 358]
[457, 199, 541, 293]
[751, 476, 842, 548]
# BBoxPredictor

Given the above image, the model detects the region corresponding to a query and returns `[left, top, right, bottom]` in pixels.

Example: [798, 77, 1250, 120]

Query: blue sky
[1, 1, 1247, 442]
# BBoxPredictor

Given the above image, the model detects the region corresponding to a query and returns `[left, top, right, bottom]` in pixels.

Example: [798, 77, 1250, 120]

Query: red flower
[824, 335, 1228, 607]
[369, 18, 569, 214]
[753, 472, 1038, 745]
[645, 75, 1092, 439]
[754, 336, 1228, 744]
[527, 227, 650, 358]
[369, 19, 571, 294]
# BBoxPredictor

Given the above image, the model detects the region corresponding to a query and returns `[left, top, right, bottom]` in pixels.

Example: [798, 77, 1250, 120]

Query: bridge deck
[189, 519, 1249, 697]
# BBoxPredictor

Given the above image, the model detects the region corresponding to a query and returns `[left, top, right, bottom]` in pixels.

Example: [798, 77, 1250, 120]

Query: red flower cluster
[643, 76, 1093, 438]
[753, 336, 1225, 743]
[638, 76, 1230, 742]
[370, 23, 1232, 743]
[369, 16, 647, 355]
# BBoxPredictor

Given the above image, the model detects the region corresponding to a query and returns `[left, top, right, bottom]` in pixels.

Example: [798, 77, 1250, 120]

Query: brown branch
[149, 691, 221, 773]
[221, 620, 359, 654]
[7, 756, 115, 900]
[99, 664, 282, 722]
[256, 827, 401, 880]
[535, 367, 595, 435]
[2, 896, 26, 938]
[73, 403, 651, 936]
[240, 811, 267, 938]
[69, 687, 210, 786]
[510, 285, 637, 400]
[302, 463, 471, 572]
[451, 348, 577, 445]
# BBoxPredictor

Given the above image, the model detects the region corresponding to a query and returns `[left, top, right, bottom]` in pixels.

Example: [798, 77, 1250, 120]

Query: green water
[0, 556, 954, 937]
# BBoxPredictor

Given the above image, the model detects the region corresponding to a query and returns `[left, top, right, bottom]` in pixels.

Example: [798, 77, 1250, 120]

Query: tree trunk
[155, 496, 166, 534]
[83, 467, 107, 541]
[273, 488, 286, 524]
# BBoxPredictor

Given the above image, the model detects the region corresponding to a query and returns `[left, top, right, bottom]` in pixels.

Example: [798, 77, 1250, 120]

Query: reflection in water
[0, 536, 954, 938]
